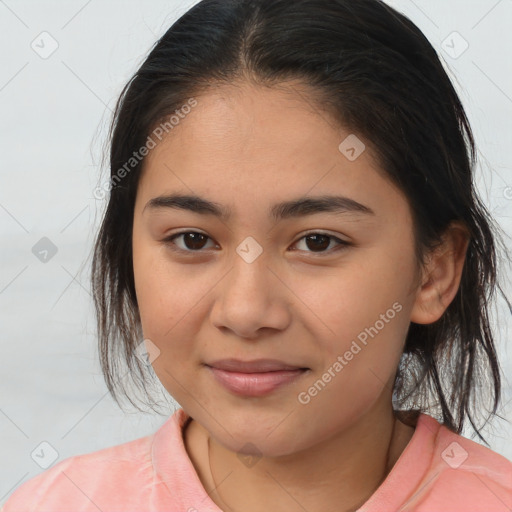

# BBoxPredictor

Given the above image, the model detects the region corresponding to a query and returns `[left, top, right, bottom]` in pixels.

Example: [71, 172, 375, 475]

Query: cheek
[133, 240, 197, 335]
[292, 244, 415, 387]
[132, 242, 218, 390]
[296, 253, 413, 340]
[133, 244, 168, 335]
[133, 253, 202, 400]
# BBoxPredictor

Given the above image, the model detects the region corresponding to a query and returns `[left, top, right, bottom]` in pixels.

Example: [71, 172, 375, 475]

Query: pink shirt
[2, 408, 511, 511]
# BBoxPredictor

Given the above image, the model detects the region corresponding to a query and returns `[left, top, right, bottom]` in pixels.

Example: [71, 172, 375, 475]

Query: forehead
[137, 82, 410, 224]
[143, 82, 363, 179]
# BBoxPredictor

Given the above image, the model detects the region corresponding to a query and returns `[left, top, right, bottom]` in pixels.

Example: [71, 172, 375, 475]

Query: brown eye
[305, 234, 330, 252]
[293, 233, 350, 254]
[162, 231, 349, 255]
[163, 231, 216, 252]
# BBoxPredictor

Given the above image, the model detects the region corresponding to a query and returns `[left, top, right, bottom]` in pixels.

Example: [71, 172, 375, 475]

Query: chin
[205, 417, 308, 459]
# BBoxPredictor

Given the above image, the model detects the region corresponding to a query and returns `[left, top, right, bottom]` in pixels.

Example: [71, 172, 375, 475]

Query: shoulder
[1, 429, 159, 512]
[415, 414, 512, 511]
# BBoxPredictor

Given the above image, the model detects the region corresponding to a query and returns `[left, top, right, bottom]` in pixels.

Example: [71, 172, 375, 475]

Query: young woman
[3, 0, 511, 511]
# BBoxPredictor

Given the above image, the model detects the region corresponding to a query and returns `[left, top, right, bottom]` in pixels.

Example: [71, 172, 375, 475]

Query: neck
[185, 400, 416, 512]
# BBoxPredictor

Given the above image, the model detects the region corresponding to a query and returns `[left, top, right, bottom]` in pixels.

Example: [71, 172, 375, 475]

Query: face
[132, 81, 422, 457]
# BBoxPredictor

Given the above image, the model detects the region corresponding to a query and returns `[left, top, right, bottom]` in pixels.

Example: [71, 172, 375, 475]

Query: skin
[131, 81, 469, 512]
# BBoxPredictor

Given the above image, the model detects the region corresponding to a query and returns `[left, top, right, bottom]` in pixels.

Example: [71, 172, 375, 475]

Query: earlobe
[410, 223, 470, 325]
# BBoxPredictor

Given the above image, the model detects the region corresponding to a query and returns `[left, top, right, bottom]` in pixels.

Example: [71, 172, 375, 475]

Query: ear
[410, 222, 470, 325]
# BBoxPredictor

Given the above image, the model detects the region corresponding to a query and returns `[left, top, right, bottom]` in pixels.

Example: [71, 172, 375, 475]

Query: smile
[205, 359, 310, 397]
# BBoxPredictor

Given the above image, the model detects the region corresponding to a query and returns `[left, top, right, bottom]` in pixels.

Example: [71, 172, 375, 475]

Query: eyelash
[162, 231, 350, 256]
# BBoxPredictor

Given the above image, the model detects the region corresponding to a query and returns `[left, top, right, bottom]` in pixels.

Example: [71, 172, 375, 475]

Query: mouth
[205, 359, 310, 397]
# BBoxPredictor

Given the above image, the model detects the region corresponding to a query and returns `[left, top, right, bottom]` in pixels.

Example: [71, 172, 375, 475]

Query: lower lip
[207, 366, 308, 397]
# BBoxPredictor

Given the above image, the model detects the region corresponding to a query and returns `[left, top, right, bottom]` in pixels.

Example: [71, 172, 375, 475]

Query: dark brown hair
[91, 0, 511, 442]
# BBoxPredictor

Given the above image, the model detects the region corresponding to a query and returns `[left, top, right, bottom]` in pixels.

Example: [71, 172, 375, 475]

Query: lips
[205, 359, 309, 397]
[207, 358, 306, 373]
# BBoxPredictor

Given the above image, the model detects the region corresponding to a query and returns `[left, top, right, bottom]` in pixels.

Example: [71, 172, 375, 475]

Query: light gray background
[1, 0, 511, 506]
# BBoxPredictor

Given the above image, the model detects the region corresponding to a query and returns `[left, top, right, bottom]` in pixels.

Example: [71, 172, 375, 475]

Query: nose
[209, 247, 291, 340]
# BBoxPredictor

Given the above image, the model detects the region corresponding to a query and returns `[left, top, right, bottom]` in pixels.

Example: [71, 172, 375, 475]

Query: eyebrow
[143, 193, 375, 221]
